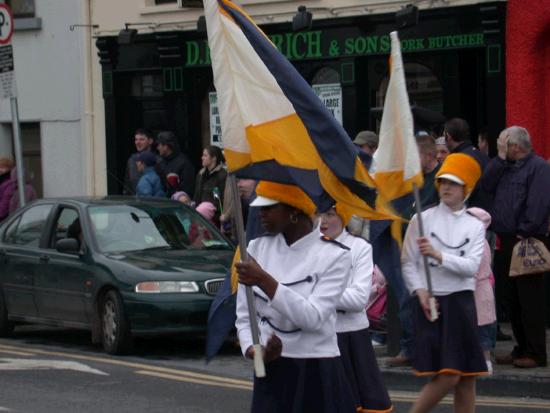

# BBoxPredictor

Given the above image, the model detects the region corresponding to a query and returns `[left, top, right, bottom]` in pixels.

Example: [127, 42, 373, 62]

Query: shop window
[312, 67, 340, 85]
[6, 0, 35, 18]
[376, 62, 443, 113]
[131, 74, 163, 97]
[154, 0, 176, 4]
[312, 67, 343, 125]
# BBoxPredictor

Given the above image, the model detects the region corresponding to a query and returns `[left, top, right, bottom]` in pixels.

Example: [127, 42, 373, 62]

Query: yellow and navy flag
[374, 32, 423, 201]
[204, 0, 395, 221]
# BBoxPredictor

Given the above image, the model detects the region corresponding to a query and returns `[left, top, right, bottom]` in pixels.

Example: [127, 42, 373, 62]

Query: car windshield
[87, 204, 232, 253]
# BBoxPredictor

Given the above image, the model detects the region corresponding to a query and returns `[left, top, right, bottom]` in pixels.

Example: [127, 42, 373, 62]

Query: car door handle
[39, 254, 50, 263]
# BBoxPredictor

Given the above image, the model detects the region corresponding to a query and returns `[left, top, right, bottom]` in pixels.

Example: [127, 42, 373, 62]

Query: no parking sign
[0, 3, 16, 98]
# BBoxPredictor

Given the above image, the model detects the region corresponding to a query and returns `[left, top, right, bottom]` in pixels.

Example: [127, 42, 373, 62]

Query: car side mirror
[56, 238, 81, 254]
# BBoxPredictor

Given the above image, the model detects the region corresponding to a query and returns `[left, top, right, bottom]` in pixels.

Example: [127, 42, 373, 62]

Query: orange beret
[255, 181, 316, 216]
[435, 153, 481, 198]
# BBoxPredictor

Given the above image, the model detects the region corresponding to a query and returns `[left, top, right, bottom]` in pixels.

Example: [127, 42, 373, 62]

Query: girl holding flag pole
[235, 181, 357, 413]
[401, 153, 488, 413]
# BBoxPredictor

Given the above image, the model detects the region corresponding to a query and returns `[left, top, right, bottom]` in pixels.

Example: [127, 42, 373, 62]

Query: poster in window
[312, 83, 342, 125]
[209, 92, 222, 146]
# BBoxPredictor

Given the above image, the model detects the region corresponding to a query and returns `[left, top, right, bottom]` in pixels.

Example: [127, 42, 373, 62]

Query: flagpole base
[429, 297, 438, 322]
[253, 344, 266, 378]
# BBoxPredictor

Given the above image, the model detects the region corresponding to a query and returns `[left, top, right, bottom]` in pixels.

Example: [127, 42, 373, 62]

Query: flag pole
[228, 174, 266, 377]
[412, 183, 438, 322]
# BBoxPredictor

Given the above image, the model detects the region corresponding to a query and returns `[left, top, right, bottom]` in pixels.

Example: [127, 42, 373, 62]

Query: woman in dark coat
[194, 145, 227, 222]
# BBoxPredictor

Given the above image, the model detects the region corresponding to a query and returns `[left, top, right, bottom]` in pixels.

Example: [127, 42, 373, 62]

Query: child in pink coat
[467, 207, 497, 374]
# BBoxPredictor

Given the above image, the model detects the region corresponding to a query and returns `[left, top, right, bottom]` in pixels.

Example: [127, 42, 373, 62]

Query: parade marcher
[435, 136, 450, 164]
[402, 153, 488, 413]
[481, 126, 550, 368]
[123, 128, 156, 195]
[156, 131, 195, 197]
[235, 181, 356, 413]
[467, 207, 497, 375]
[319, 206, 393, 413]
[135, 151, 166, 198]
[443, 118, 491, 210]
[194, 145, 227, 221]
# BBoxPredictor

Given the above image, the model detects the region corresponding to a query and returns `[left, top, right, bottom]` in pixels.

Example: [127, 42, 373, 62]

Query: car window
[88, 204, 232, 253]
[4, 216, 21, 244]
[4, 204, 53, 247]
[51, 208, 81, 248]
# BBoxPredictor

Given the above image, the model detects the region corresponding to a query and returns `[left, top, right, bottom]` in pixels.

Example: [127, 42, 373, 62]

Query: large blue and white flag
[204, 0, 395, 221]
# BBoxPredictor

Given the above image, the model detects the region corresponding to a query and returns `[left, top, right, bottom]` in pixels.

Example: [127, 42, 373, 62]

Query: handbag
[509, 237, 550, 277]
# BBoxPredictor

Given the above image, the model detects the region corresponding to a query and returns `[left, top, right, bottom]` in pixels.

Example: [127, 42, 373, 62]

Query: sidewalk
[374, 325, 550, 400]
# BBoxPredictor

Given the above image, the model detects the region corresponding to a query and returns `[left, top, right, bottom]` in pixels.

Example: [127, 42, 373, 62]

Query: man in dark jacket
[481, 126, 550, 368]
[156, 131, 195, 197]
[444, 118, 491, 210]
[123, 128, 156, 195]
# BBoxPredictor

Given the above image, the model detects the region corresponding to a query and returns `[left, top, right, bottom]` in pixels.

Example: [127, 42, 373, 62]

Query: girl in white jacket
[401, 153, 488, 413]
[320, 206, 393, 413]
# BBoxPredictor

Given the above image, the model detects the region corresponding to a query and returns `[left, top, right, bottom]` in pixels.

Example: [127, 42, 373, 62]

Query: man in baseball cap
[353, 131, 379, 156]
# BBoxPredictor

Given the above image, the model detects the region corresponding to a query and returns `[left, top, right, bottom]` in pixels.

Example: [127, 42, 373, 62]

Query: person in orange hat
[401, 153, 488, 413]
[319, 205, 393, 413]
[235, 181, 356, 413]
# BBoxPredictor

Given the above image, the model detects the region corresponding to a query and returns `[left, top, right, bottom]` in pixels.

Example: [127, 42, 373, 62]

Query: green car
[0, 197, 234, 354]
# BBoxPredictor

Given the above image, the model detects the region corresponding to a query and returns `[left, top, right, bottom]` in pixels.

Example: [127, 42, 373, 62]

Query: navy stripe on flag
[218, 1, 377, 208]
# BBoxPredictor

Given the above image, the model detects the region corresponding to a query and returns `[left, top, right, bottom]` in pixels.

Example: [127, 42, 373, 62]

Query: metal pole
[10, 97, 25, 208]
[412, 183, 438, 321]
[228, 174, 266, 377]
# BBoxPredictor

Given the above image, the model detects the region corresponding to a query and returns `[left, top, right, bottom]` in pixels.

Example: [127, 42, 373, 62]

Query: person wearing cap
[435, 136, 450, 164]
[156, 131, 195, 197]
[135, 151, 166, 198]
[319, 206, 393, 413]
[401, 153, 488, 413]
[353, 130, 379, 175]
[235, 181, 356, 413]
[123, 128, 156, 195]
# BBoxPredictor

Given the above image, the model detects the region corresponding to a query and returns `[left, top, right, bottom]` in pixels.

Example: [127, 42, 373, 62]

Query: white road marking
[0, 358, 108, 376]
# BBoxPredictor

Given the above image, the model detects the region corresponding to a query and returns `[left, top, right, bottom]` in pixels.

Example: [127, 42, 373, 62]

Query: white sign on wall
[0, 3, 15, 99]
[209, 92, 222, 146]
[312, 83, 342, 125]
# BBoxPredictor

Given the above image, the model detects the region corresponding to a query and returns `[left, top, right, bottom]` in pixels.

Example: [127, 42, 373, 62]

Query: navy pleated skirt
[412, 290, 488, 377]
[251, 356, 356, 413]
[337, 328, 393, 413]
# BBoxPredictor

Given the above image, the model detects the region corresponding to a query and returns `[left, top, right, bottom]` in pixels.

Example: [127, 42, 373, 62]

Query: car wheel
[100, 290, 132, 354]
[0, 288, 14, 337]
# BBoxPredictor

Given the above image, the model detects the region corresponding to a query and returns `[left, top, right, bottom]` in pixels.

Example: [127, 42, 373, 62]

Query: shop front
[96, 1, 505, 194]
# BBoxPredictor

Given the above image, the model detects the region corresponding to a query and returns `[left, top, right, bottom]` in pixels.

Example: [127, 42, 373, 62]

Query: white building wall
[0, 0, 87, 197]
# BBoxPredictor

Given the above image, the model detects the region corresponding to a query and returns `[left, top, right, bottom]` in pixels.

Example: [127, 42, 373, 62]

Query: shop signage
[312, 83, 342, 125]
[185, 29, 485, 67]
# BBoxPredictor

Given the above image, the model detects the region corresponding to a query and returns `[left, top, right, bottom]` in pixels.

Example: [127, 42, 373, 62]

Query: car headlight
[135, 281, 199, 293]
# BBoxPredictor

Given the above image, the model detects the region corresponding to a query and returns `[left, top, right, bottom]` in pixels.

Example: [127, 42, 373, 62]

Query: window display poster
[312, 83, 342, 125]
[209, 92, 222, 146]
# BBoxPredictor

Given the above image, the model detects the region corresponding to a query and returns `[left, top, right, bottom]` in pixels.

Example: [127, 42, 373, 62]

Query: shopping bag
[509, 238, 550, 277]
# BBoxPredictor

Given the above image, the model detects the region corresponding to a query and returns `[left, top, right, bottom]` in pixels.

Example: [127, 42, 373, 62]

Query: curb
[379, 369, 550, 400]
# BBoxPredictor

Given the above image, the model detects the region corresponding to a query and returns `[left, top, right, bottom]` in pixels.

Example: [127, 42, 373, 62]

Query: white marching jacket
[334, 230, 373, 333]
[401, 202, 486, 296]
[236, 230, 351, 358]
